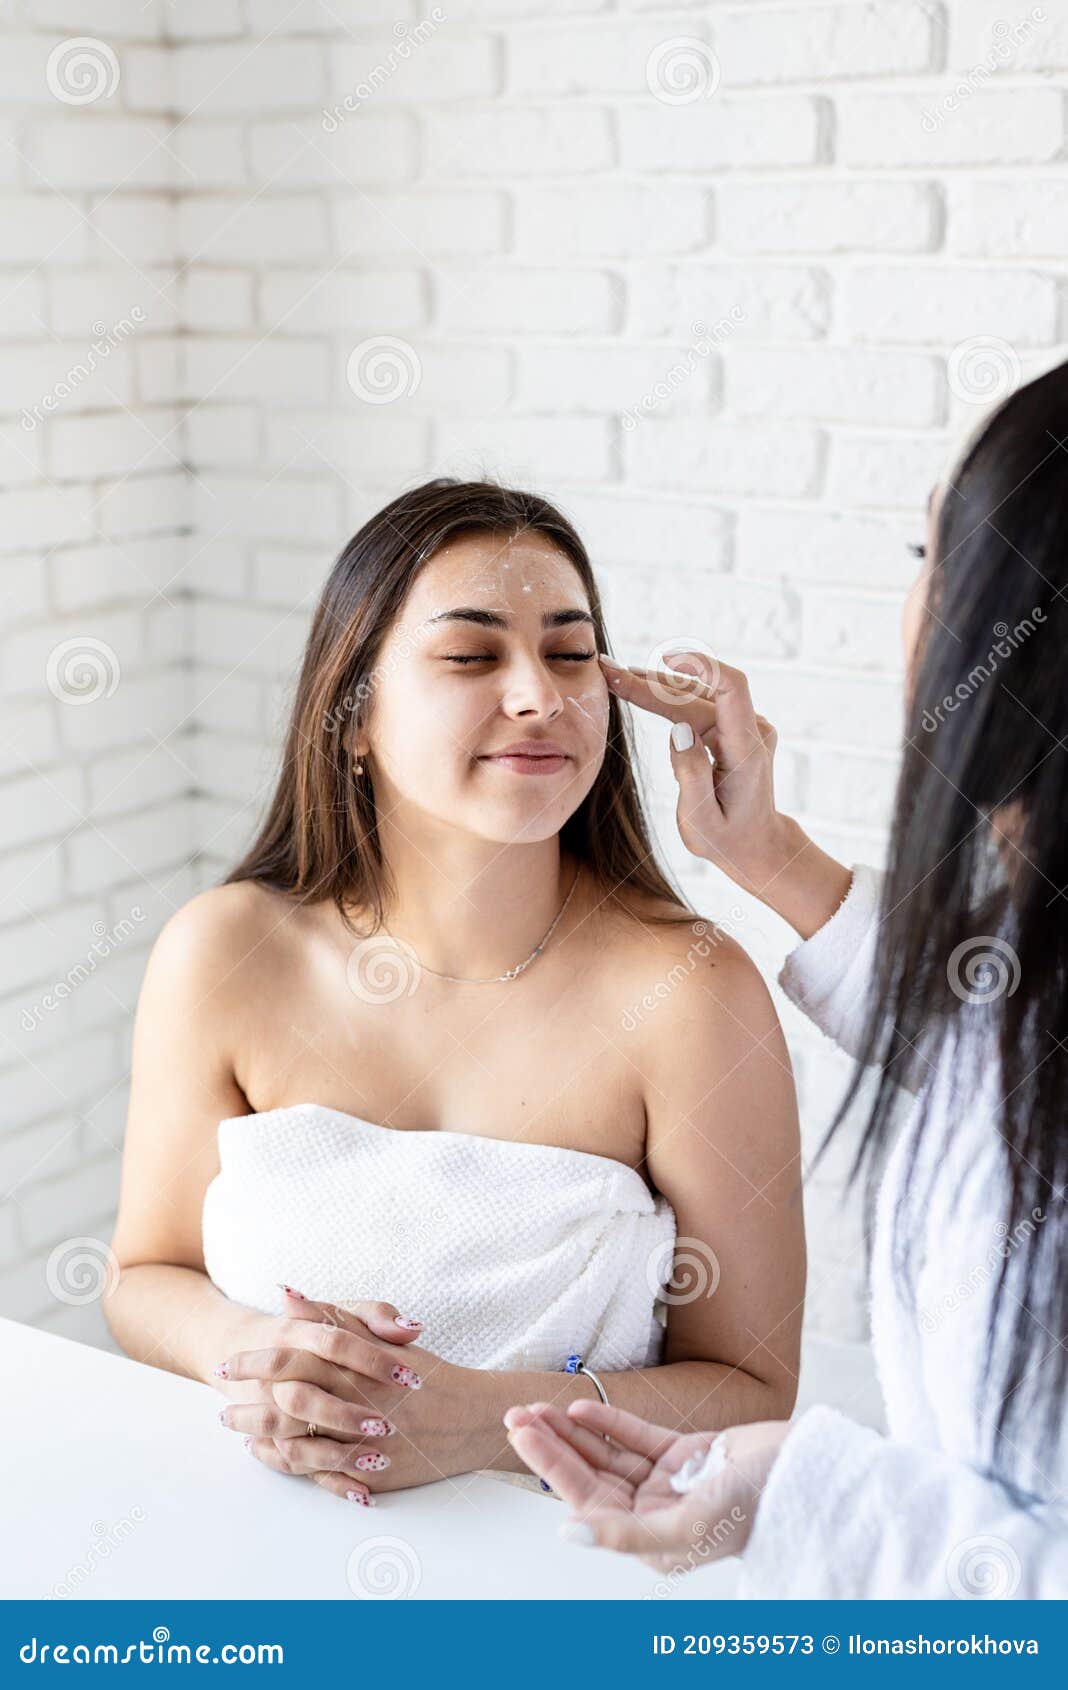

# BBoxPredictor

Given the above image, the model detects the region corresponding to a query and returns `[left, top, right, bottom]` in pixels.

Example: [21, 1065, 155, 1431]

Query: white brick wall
[3, 1, 1066, 1431]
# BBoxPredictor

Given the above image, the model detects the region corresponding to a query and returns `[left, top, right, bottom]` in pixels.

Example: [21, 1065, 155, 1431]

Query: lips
[479, 740, 571, 775]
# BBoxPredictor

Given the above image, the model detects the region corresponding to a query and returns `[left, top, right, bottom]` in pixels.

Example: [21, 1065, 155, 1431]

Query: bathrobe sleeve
[738, 1404, 1068, 1598]
[775, 862, 885, 1064]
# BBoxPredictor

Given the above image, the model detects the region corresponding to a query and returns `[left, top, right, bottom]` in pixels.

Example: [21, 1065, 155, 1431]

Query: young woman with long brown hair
[103, 479, 803, 1507]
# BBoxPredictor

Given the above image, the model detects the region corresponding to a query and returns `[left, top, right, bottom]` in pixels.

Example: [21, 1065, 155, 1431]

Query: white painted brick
[328, 37, 500, 105]
[67, 797, 193, 896]
[51, 538, 186, 612]
[247, 0, 408, 25]
[515, 183, 708, 256]
[23, 117, 177, 191]
[829, 433, 949, 511]
[739, 508, 921, 591]
[169, 122, 248, 189]
[746, 664, 903, 751]
[177, 193, 331, 262]
[46, 408, 183, 481]
[509, 22, 710, 95]
[0, 114, 20, 188]
[265, 410, 429, 481]
[386, 344, 512, 413]
[0, 192, 89, 265]
[20, 1153, 122, 1251]
[950, 4, 1068, 73]
[47, 269, 178, 338]
[180, 337, 332, 405]
[802, 590, 907, 672]
[621, 97, 824, 171]
[0, 272, 48, 340]
[191, 474, 339, 544]
[56, 673, 183, 758]
[0, 34, 120, 110]
[837, 90, 1062, 167]
[25, 2, 161, 40]
[0, 841, 64, 923]
[185, 405, 261, 468]
[632, 265, 828, 340]
[718, 179, 941, 254]
[333, 190, 508, 259]
[0, 485, 93, 557]
[807, 747, 901, 829]
[258, 268, 425, 332]
[625, 419, 823, 498]
[605, 574, 799, 661]
[174, 42, 326, 114]
[136, 334, 183, 404]
[0, 703, 57, 779]
[250, 113, 419, 185]
[3, 340, 138, 423]
[425, 108, 613, 177]
[727, 345, 944, 427]
[0, 1249, 63, 1324]
[947, 177, 1068, 258]
[164, 0, 244, 37]
[175, 537, 248, 598]
[190, 599, 312, 677]
[840, 266, 1058, 346]
[516, 343, 713, 415]
[187, 730, 279, 806]
[0, 765, 84, 853]
[434, 416, 613, 484]
[560, 492, 731, 572]
[435, 268, 622, 335]
[88, 195, 175, 265]
[86, 740, 190, 820]
[718, 2, 936, 85]
[251, 550, 333, 610]
[0, 424, 44, 490]
[121, 45, 172, 112]
[93, 471, 188, 538]
[191, 671, 262, 738]
[0, 1115, 81, 1201]
[0, 557, 47, 622]
[179, 269, 255, 330]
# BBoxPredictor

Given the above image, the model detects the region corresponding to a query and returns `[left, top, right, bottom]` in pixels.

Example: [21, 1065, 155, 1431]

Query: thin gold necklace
[391, 868, 581, 984]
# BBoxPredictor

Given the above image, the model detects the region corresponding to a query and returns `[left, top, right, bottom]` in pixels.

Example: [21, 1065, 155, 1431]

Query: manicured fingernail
[243, 1436, 254, 1454]
[355, 1451, 390, 1471]
[213, 1362, 231, 1379]
[394, 1316, 422, 1329]
[597, 652, 619, 666]
[391, 1363, 422, 1389]
[560, 1518, 597, 1546]
[346, 1488, 375, 1506]
[218, 1408, 228, 1424]
[671, 721, 695, 750]
[276, 1283, 306, 1299]
[360, 1417, 393, 1437]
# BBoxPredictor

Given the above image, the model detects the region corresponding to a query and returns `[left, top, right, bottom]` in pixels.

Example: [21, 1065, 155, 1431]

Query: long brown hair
[223, 477, 693, 934]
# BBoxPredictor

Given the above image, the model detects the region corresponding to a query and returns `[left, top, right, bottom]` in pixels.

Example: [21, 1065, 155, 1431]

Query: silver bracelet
[536, 1354, 610, 1495]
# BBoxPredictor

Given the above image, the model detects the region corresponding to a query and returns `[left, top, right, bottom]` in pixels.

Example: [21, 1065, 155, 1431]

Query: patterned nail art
[360, 1417, 393, 1437]
[355, 1451, 390, 1471]
[394, 1317, 422, 1329]
[346, 1488, 375, 1506]
[213, 1362, 231, 1379]
[390, 1363, 422, 1389]
[276, 1283, 306, 1299]
[243, 1436, 254, 1453]
[218, 1408, 228, 1424]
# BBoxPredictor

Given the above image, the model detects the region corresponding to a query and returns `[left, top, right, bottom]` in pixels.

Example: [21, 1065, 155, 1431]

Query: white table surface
[2, 1317, 740, 1601]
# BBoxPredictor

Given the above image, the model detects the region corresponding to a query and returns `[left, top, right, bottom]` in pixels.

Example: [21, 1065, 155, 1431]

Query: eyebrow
[425, 607, 596, 630]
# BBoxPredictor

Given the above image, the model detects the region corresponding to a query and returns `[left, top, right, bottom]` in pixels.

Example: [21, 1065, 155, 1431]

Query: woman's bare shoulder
[145, 878, 297, 999]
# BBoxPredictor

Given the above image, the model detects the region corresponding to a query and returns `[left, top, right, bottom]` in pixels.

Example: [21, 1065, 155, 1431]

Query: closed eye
[443, 651, 595, 665]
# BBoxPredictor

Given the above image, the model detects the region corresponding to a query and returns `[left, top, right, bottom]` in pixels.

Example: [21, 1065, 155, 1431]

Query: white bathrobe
[738, 863, 1068, 1599]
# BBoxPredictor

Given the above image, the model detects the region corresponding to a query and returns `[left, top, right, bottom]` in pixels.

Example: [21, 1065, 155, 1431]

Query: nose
[499, 651, 565, 721]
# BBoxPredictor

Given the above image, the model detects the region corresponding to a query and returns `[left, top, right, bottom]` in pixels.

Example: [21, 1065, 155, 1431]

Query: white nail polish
[559, 1518, 597, 1546]
[671, 721, 695, 751]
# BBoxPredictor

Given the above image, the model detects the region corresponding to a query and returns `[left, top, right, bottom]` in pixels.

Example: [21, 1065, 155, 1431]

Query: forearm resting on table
[103, 1262, 263, 1387]
[481, 1358, 788, 1476]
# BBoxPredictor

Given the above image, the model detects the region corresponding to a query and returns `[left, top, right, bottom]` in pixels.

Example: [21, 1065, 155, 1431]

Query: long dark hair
[223, 477, 692, 934]
[822, 360, 1068, 1479]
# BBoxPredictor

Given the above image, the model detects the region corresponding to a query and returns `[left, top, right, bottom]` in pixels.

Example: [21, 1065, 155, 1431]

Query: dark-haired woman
[506, 366, 1068, 1597]
[103, 480, 804, 1506]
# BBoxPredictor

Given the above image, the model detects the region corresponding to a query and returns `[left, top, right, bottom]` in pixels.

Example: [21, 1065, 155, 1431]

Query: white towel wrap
[202, 1103, 678, 1375]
